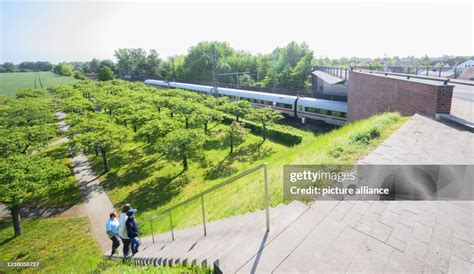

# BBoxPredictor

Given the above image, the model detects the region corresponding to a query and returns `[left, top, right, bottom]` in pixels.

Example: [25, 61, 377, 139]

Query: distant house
[456, 59, 474, 73]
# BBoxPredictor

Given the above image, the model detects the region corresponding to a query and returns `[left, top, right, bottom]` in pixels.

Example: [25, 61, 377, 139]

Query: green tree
[98, 65, 115, 81]
[174, 99, 197, 129]
[68, 115, 127, 172]
[195, 107, 223, 132]
[222, 121, 249, 154]
[421, 55, 432, 66]
[222, 100, 252, 122]
[15, 88, 47, 99]
[0, 155, 70, 236]
[157, 129, 206, 171]
[291, 51, 313, 90]
[53, 63, 74, 76]
[136, 119, 177, 143]
[0, 125, 55, 156]
[248, 107, 283, 142]
[278, 64, 293, 89]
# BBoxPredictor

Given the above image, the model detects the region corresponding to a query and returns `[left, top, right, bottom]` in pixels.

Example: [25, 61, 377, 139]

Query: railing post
[169, 211, 175, 241]
[150, 220, 155, 243]
[263, 163, 270, 231]
[201, 195, 207, 236]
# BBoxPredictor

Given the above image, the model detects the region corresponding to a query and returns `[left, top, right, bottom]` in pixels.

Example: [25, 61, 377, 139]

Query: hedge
[222, 115, 302, 146]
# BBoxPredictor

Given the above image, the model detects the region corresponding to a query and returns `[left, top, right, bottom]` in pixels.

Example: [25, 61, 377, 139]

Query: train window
[305, 107, 317, 113]
[318, 109, 329, 115]
[332, 111, 342, 117]
[276, 103, 292, 109]
[264, 101, 273, 106]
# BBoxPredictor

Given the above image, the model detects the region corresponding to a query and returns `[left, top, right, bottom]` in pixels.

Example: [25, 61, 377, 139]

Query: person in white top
[118, 203, 132, 257]
[105, 212, 120, 256]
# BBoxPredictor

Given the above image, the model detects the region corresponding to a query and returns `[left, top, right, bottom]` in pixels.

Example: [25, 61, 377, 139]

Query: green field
[0, 72, 79, 97]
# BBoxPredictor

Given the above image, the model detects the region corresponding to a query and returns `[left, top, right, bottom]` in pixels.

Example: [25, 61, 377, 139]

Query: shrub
[53, 63, 74, 76]
[222, 115, 302, 146]
[98, 65, 114, 81]
[74, 71, 86, 80]
[350, 127, 381, 145]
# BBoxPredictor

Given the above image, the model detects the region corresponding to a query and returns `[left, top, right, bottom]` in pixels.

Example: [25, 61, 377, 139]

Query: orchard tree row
[51, 80, 283, 173]
[0, 91, 73, 236]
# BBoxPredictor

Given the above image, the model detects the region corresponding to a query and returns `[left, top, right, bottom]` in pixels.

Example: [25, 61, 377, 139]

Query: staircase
[106, 201, 310, 272]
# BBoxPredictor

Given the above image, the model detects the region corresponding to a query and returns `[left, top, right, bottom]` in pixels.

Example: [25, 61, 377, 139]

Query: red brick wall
[347, 71, 453, 122]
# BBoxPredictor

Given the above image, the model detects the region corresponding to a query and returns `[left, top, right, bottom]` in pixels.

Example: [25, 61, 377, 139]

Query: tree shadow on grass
[204, 142, 274, 180]
[204, 158, 238, 180]
[40, 144, 67, 160]
[234, 142, 274, 162]
[203, 138, 226, 150]
[122, 171, 189, 213]
[102, 156, 164, 191]
[90, 143, 165, 191]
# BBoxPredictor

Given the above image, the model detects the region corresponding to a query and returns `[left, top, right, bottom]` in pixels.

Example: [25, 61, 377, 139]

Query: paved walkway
[55, 112, 115, 251]
[359, 114, 473, 165]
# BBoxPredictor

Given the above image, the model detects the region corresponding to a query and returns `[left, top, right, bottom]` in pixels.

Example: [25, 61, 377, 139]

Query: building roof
[312, 70, 345, 85]
[459, 67, 474, 80]
[458, 59, 474, 68]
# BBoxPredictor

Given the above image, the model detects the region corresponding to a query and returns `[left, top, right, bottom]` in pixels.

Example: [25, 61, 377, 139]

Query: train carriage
[145, 79, 348, 125]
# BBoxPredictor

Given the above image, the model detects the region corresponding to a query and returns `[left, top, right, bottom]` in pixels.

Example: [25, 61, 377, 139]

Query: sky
[1, 0, 473, 63]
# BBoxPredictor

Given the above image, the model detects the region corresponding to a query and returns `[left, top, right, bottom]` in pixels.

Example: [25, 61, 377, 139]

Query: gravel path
[56, 112, 115, 251]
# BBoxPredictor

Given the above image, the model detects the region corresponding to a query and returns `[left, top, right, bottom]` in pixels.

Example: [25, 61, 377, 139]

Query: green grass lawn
[0, 217, 102, 273]
[0, 217, 211, 273]
[0, 72, 79, 97]
[88, 112, 406, 235]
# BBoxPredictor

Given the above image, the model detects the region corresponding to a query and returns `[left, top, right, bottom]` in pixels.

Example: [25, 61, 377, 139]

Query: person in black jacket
[125, 209, 140, 256]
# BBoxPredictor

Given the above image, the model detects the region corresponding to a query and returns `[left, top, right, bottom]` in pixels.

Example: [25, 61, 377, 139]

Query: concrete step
[138, 207, 273, 262]
[198, 203, 304, 265]
[109, 208, 265, 256]
[236, 200, 340, 273]
[181, 205, 286, 266]
[215, 201, 308, 273]
[104, 201, 311, 272]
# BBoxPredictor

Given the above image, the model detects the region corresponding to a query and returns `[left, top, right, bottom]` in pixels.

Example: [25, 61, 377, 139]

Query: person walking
[105, 212, 120, 256]
[118, 204, 132, 257]
[125, 209, 140, 256]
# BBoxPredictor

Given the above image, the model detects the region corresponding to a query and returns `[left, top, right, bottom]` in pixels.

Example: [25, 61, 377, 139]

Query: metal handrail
[357, 69, 474, 86]
[140, 163, 270, 243]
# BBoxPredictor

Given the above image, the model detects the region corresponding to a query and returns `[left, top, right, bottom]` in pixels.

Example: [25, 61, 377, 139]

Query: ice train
[144, 79, 347, 125]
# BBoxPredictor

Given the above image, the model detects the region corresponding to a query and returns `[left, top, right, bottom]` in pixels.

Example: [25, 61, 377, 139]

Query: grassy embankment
[87, 111, 406, 235]
[0, 72, 78, 97]
[0, 217, 211, 273]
